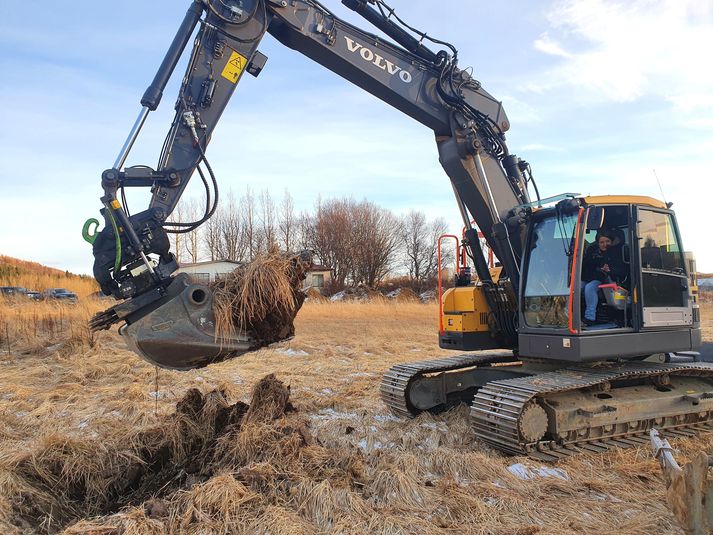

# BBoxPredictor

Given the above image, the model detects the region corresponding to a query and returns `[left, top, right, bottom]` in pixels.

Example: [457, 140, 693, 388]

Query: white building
[176, 259, 333, 291]
[304, 265, 332, 291]
[175, 259, 242, 284]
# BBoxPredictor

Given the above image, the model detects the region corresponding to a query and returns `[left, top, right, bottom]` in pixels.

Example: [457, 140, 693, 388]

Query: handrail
[437, 234, 460, 335]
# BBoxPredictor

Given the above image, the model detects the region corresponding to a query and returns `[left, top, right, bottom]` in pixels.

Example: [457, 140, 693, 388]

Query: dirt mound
[0, 375, 300, 534]
[245, 373, 294, 423]
[211, 250, 309, 345]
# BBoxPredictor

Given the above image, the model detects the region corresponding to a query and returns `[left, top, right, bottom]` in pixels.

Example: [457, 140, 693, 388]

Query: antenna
[653, 169, 669, 206]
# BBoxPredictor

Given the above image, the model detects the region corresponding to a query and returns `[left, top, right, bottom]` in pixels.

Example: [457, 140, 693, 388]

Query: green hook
[82, 218, 100, 244]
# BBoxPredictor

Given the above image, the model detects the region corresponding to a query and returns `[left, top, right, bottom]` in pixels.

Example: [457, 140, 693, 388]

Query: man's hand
[601, 263, 611, 273]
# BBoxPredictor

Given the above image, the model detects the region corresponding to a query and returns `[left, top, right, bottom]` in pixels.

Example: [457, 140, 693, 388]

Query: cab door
[635, 207, 692, 328]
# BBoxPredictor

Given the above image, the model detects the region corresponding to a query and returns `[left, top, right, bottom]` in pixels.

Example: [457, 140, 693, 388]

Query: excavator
[88, 0, 708, 461]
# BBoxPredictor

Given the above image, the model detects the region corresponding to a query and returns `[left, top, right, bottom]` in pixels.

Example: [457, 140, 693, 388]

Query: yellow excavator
[88, 0, 707, 460]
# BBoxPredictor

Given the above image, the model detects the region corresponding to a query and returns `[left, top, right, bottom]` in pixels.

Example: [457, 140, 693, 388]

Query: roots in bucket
[210, 249, 310, 345]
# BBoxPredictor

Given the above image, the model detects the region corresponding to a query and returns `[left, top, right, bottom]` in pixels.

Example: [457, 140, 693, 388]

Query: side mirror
[586, 207, 604, 231]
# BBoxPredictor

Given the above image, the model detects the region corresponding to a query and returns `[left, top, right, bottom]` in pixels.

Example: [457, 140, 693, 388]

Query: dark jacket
[582, 244, 621, 282]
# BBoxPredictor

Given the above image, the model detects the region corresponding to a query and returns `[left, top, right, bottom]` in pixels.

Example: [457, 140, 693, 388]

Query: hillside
[0, 255, 97, 297]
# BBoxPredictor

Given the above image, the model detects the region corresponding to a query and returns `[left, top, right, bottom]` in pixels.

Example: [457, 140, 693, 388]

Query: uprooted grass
[211, 250, 309, 344]
[0, 374, 293, 533]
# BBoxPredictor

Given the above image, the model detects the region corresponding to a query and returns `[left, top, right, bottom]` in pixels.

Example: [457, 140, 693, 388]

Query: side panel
[519, 329, 701, 361]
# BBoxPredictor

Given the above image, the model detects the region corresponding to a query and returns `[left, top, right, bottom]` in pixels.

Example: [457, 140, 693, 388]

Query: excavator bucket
[91, 250, 310, 370]
[120, 274, 255, 370]
[92, 273, 256, 370]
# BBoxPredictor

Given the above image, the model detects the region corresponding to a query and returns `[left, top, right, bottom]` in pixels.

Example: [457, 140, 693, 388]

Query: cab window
[638, 210, 685, 274]
[638, 209, 687, 309]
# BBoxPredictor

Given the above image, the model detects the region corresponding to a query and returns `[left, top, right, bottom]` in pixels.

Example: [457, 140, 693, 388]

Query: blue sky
[1, 0, 711, 273]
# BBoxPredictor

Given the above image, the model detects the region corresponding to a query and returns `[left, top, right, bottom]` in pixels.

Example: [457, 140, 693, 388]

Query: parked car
[0, 286, 27, 298]
[26, 290, 41, 300]
[43, 288, 78, 303]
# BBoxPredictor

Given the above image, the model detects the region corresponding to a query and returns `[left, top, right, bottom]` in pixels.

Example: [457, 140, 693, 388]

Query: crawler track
[471, 361, 713, 461]
[382, 357, 713, 460]
[380, 353, 518, 417]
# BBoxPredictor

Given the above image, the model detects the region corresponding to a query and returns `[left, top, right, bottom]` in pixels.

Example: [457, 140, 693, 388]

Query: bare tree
[278, 190, 296, 252]
[430, 217, 450, 273]
[259, 189, 277, 251]
[401, 210, 428, 281]
[350, 200, 402, 287]
[306, 198, 353, 288]
[183, 197, 203, 263]
[202, 203, 221, 261]
[295, 210, 313, 252]
[400, 211, 450, 289]
[241, 187, 260, 259]
[217, 191, 245, 261]
[166, 203, 186, 264]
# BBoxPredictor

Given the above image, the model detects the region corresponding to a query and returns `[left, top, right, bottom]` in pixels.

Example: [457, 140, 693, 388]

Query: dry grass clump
[0, 300, 104, 355]
[393, 287, 420, 302]
[211, 250, 309, 344]
[305, 287, 328, 302]
[246, 505, 317, 535]
[171, 473, 260, 533]
[370, 467, 430, 508]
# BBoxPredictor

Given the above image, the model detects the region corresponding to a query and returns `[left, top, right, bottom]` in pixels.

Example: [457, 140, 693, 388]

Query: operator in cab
[582, 231, 621, 326]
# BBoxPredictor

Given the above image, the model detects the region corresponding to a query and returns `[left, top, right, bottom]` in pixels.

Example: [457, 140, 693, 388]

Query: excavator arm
[90, 0, 536, 367]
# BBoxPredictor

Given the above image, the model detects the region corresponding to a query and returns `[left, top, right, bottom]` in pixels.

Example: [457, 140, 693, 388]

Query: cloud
[533, 33, 572, 58]
[499, 95, 541, 125]
[530, 0, 713, 104]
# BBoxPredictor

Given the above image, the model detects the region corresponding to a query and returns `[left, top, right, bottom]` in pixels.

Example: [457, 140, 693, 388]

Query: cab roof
[582, 195, 667, 209]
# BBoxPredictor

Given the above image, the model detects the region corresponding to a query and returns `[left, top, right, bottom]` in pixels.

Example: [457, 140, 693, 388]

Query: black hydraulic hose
[163, 164, 214, 232]
[164, 162, 219, 234]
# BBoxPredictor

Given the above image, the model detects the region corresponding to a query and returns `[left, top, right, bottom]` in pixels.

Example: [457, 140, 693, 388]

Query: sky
[0, 0, 712, 274]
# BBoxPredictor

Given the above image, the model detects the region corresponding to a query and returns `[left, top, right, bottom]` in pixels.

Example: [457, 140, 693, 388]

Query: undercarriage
[381, 354, 713, 460]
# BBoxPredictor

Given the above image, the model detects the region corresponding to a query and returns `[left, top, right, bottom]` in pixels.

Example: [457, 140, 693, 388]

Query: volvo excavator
[89, 0, 708, 461]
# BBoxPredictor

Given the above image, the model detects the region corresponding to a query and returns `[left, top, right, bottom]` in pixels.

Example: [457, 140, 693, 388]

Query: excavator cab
[519, 195, 700, 361]
[439, 195, 701, 362]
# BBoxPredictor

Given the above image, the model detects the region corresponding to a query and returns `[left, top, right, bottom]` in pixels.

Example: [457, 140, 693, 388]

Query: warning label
[221, 50, 248, 83]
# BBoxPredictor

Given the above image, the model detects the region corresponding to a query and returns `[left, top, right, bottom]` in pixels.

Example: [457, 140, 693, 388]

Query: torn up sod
[211, 250, 310, 347]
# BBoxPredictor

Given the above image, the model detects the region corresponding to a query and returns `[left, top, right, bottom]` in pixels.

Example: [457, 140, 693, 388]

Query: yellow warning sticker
[221, 50, 248, 83]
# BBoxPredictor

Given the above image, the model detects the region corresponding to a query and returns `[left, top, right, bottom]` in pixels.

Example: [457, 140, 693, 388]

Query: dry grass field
[0, 297, 711, 534]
